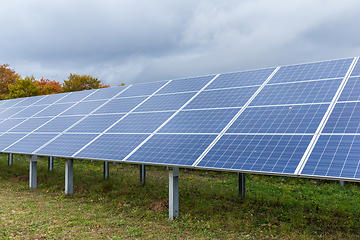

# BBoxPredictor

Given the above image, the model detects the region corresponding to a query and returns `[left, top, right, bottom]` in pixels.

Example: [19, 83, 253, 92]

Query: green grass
[0, 154, 360, 239]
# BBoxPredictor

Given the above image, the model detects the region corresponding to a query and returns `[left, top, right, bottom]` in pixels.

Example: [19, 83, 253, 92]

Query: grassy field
[0, 154, 360, 239]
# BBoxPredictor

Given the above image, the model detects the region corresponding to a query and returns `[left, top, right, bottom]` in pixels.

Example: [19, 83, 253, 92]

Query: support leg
[104, 161, 109, 180]
[29, 155, 37, 189]
[169, 167, 179, 220]
[239, 173, 246, 198]
[140, 164, 146, 186]
[48, 157, 54, 171]
[8, 153, 13, 166]
[65, 159, 73, 194]
[340, 180, 345, 186]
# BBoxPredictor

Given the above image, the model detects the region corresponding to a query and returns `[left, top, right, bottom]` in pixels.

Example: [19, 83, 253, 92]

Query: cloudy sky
[1, 0, 360, 86]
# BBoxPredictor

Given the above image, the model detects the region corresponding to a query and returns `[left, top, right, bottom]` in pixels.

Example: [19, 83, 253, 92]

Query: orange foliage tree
[36, 77, 62, 95]
[0, 63, 20, 99]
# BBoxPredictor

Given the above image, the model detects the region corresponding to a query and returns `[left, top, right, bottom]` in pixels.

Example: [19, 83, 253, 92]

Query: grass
[0, 154, 360, 239]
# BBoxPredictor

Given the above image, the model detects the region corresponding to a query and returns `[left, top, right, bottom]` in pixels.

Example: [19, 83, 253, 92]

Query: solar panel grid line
[192, 67, 281, 167]
[245, 102, 330, 109]
[120, 74, 220, 162]
[0, 97, 27, 109]
[71, 80, 173, 158]
[0, 93, 71, 138]
[203, 84, 263, 92]
[331, 135, 355, 177]
[266, 77, 344, 87]
[295, 57, 359, 175]
[2, 90, 101, 153]
[0, 95, 47, 119]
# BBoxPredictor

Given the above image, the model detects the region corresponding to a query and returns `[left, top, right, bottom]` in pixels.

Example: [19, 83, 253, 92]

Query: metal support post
[169, 167, 179, 220]
[340, 180, 345, 186]
[8, 153, 13, 166]
[65, 159, 74, 194]
[239, 172, 246, 198]
[29, 155, 37, 189]
[104, 161, 110, 179]
[140, 164, 146, 186]
[48, 156, 54, 171]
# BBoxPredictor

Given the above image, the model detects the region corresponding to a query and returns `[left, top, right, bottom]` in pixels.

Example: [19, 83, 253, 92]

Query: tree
[36, 77, 62, 95]
[7, 76, 40, 99]
[62, 74, 110, 92]
[0, 63, 21, 99]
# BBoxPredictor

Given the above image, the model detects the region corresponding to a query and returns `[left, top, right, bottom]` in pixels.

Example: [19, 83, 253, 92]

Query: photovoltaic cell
[269, 58, 352, 84]
[60, 100, 107, 116]
[15, 95, 46, 107]
[156, 75, 215, 94]
[159, 108, 240, 133]
[338, 77, 360, 101]
[120, 81, 168, 97]
[322, 102, 360, 133]
[198, 134, 312, 174]
[351, 61, 360, 76]
[184, 86, 259, 110]
[107, 112, 173, 133]
[207, 68, 275, 90]
[250, 79, 342, 106]
[301, 135, 360, 179]
[0, 119, 27, 132]
[0, 107, 26, 118]
[94, 96, 147, 114]
[33, 92, 70, 106]
[0, 133, 27, 151]
[126, 134, 217, 166]
[5, 133, 58, 154]
[74, 134, 150, 160]
[84, 85, 127, 101]
[135, 92, 196, 112]
[11, 105, 48, 118]
[227, 104, 329, 134]
[0, 98, 25, 108]
[9, 117, 52, 132]
[35, 116, 84, 133]
[33, 103, 74, 117]
[56, 89, 96, 104]
[35, 133, 98, 157]
[68, 114, 125, 133]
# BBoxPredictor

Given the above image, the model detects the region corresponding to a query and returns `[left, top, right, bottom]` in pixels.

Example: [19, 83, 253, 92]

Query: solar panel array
[1, 57, 359, 181]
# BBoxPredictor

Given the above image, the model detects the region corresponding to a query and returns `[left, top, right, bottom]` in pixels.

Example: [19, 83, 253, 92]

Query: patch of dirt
[10, 176, 28, 182]
[117, 202, 131, 207]
[147, 199, 169, 212]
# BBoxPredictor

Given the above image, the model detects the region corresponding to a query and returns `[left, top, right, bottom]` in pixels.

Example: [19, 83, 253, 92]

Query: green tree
[0, 63, 21, 99]
[7, 76, 40, 99]
[62, 74, 110, 92]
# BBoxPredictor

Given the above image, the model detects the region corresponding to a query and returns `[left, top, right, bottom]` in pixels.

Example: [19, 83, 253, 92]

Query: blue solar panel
[338, 77, 360, 101]
[15, 95, 47, 107]
[185, 86, 259, 110]
[56, 90, 96, 104]
[0, 98, 25, 108]
[270, 58, 353, 84]
[126, 134, 217, 166]
[74, 134, 150, 160]
[35, 133, 98, 157]
[301, 135, 360, 179]
[227, 104, 329, 134]
[120, 81, 168, 97]
[322, 102, 360, 133]
[11, 105, 48, 118]
[0, 118, 27, 132]
[0, 107, 26, 118]
[251, 79, 342, 106]
[135, 92, 196, 112]
[94, 96, 147, 114]
[159, 109, 240, 133]
[84, 85, 127, 101]
[156, 76, 215, 94]
[60, 100, 107, 116]
[0, 133, 27, 150]
[9, 117, 52, 132]
[198, 134, 312, 174]
[351, 61, 360, 76]
[68, 114, 125, 133]
[4, 133, 58, 154]
[207, 68, 275, 90]
[107, 112, 173, 133]
[33, 103, 74, 117]
[33, 92, 70, 105]
[35, 116, 84, 133]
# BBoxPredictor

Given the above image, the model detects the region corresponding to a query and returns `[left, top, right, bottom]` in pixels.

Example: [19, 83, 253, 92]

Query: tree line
[0, 63, 122, 100]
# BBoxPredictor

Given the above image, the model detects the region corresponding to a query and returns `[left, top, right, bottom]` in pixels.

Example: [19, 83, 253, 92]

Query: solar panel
[1, 56, 360, 183]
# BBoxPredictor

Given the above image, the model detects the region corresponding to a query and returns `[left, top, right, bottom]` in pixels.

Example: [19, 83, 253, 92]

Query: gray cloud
[1, 0, 360, 86]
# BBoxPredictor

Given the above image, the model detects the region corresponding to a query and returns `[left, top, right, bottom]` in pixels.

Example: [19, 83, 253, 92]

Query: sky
[1, 0, 360, 87]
